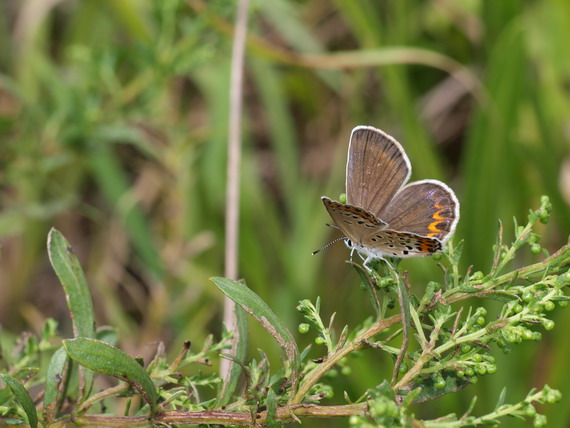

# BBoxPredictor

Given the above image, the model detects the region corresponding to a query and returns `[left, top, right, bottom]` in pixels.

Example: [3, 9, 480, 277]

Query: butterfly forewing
[321, 197, 387, 243]
[346, 127, 411, 216]
[378, 180, 460, 242]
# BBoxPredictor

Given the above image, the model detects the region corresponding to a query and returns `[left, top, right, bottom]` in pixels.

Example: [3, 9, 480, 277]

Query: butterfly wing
[361, 229, 443, 257]
[321, 197, 387, 243]
[378, 179, 459, 242]
[346, 126, 411, 216]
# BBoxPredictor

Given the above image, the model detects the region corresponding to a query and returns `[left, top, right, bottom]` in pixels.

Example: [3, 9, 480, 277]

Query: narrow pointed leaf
[63, 338, 158, 411]
[47, 228, 95, 398]
[43, 347, 68, 424]
[1, 374, 38, 428]
[211, 277, 300, 391]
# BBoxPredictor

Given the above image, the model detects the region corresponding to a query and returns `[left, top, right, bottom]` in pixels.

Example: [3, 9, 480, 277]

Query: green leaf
[47, 229, 96, 339]
[211, 277, 300, 391]
[47, 228, 95, 399]
[63, 337, 158, 411]
[1, 374, 38, 428]
[495, 387, 507, 410]
[217, 305, 248, 406]
[43, 347, 68, 424]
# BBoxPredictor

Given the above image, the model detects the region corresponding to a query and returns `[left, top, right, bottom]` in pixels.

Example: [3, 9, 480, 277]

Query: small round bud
[523, 329, 534, 341]
[457, 370, 465, 377]
[315, 336, 326, 345]
[472, 354, 483, 363]
[487, 364, 497, 374]
[532, 332, 542, 341]
[530, 244, 542, 254]
[339, 193, 347, 204]
[435, 378, 446, 389]
[298, 323, 310, 334]
[341, 366, 352, 376]
[465, 368, 475, 377]
[538, 212, 550, 224]
[525, 404, 536, 417]
[533, 414, 547, 427]
[522, 291, 533, 302]
[476, 365, 487, 375]
[470, 376, 478, 384]
[476, 316, 485, 326]
[546, 389, 562, 403]
[543, 301, 555, 311]
[543, 320, 555, 331]
[514, 304, 523, 313]
[558, 299, 569, 307]
[461, 344, 471, 353]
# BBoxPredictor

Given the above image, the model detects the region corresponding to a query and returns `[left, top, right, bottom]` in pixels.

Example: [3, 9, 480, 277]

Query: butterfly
[321, 126, 459, 267]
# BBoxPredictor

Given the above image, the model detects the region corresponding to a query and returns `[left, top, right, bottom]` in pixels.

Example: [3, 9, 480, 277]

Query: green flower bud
[476, 365, 487, 375]
[514, 304, 524, 313]
[543, 320, 555, 330]
[457, 370, 465, 377]
[470, 376, 478, 384]
[558, 299, 569, 307]
[315, 336, 326, 345]
[465, 367, 475, 377]
[435, 378, 446, 389]
[487, 364, 497, 374]
[461, 344, 472, 353]
[298, 323, 310, 334]
[523, 329, 534, 341]
[476, 316, 485, 326]
[522, 291, 533, 302]
[543, 301, 555, 311]
[530, 244, 542, 254]
[339, 193, 347, 204]
[525, 404, 536, 417]
[472, 354, 483, 363]
[533, 414, 547, 427]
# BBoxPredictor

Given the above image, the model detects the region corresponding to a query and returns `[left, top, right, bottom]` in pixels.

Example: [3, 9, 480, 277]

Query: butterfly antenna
[312, 236, 346, 255]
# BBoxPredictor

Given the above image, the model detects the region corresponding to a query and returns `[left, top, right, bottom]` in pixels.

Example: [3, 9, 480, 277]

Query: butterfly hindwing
[361, 229, 442, 258]
[378, 180, 460, 242]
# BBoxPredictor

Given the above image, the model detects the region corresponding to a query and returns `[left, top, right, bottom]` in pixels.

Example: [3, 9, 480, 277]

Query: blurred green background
[1, 0, 570, 425]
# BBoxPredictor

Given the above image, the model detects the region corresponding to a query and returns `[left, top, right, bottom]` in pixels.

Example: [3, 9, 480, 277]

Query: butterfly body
[321, 126, 459, 266]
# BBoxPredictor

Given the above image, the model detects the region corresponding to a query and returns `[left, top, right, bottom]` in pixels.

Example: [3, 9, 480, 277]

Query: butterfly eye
[344, 238, 353, 248]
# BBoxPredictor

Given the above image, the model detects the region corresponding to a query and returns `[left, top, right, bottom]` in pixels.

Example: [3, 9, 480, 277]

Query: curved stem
[291, 313, 401, 404]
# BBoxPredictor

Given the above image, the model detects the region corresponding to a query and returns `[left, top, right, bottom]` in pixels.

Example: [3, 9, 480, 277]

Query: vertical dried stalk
[221, 0, 250, 378]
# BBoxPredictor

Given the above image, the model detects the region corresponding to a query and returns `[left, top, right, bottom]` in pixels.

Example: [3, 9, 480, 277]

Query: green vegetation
[1, 1, 570, 426]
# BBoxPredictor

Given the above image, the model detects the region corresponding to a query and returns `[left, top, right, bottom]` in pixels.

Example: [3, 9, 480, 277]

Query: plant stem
[65, 404, 368, 427]
[221, 0, 250, 379]
[291, 314, 402, 403]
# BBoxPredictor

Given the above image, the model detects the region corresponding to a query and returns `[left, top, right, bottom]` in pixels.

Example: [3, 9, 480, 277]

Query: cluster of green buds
[296, 298, 335, 353]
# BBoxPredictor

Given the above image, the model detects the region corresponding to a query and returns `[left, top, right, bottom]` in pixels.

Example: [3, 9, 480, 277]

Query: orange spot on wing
[426, 200, 447, 238]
